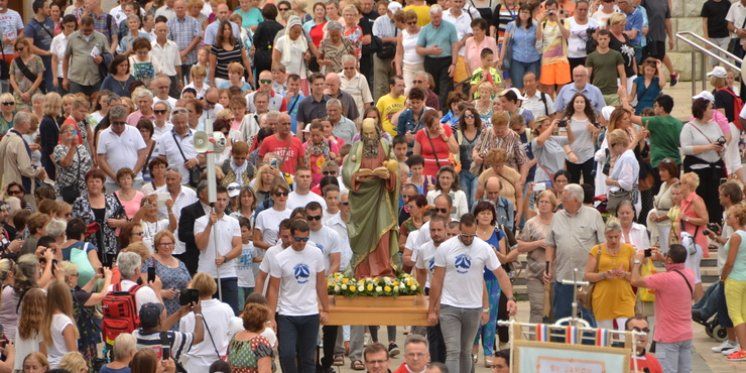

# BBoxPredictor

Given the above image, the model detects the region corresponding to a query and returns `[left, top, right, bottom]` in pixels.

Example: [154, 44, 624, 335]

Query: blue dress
[473, 229, 505, 354]
[142, 258, 191, 319]
[634, 76, 661, 115]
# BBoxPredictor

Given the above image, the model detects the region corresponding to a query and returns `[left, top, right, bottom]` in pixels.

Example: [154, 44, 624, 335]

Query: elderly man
[554, 65, 606, 116]
[326, 99, 357, 144]
[168, 0, 202, 84]
[372, 1, 401, 100]
[203, 3, 240, 46]
[393, 335, 430, 373]
[416, 5, 459, 107]
[0, 112, 46, 201]
[522, 72, 556, 119]
[340, 55, 374, 121]
[108, 251, 161, 311]
[617, 0, 645, 62]
[544, 183, 605, 322]
[258, 112, 305, 174]
[152, 76, 179, 110]
[325, 72, 360, 122]
[482, 176, 516, 233]
[62, 15, 110, 96]
[151, 21, 183, 98]
[161, 166, 197, 248]
[246, 70, 286, 112]
[97, 105, 148, 190]
[85, 0, 118, 53]
[154, 108, 202, 186]
[127, 87, 157, 126]
[155, 0, 177, 21]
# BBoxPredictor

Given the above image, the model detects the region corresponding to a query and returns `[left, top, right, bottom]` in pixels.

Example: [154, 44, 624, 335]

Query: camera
[707, 223, 721, 235]
[644, 248, 652, 258]
[179, 288, 199, 306]
[533, 183, 547, 192]
[716, 136, 727, 146]
[558, 119, 568, 128]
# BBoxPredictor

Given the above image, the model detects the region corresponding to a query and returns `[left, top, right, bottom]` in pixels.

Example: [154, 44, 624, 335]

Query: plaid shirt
[91, 11, 118, 43]
[473, 128, 527, 172]
[167, 15, 202, 64]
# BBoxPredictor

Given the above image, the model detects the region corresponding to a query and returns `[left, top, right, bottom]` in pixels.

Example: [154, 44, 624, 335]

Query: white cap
[601, 106, 616, 122]
[499, 88, 526, 101]
[693, 90, 715, 102]
[707, 66, 727, 79]
[388, 1, 403, 13]
[227, 182, 241, 198]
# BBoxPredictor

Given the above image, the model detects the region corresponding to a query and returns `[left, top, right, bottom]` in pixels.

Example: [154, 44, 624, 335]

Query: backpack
[102, 283, 142, 345]
[717, 87, 744, 130]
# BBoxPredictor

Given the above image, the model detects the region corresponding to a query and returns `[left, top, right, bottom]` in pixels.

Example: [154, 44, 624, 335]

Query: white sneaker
[712, 340, 738, 353]
[722, 346, 739, 356]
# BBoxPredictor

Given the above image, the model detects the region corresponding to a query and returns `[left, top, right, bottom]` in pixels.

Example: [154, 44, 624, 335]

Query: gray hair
[13, 111, 32, 127]
[326, 98, 342, 109]
[45, 219, 67, 240]
[153, 100, 171, 111]
[127, 14, 140, 24]
[117, 251, 143, 279]
[132, 87, 154, 101]
[265, 110, 281, 122]
[430, 4, 443, 14]
[404, 334, 429, 348]
[341, 54, 357, 66]
[109, 105, 129, 121]
[563, 184, 584, 203]
[326, 20, 344, 32]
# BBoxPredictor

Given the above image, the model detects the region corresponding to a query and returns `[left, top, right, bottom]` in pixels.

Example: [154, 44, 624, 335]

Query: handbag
[607, 188, 634, 212]
[728, 17, 746, 56]
[60, 147, 82, 204]
[577, 245, 601, 313]
[377, 28, 397, 59]
[172, 132, 202, 187]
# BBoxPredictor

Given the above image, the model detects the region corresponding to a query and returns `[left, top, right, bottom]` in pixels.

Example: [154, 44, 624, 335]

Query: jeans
[320, 325, 340, 368]
[424, 56, 454, 107]
[427, 324, 446, 363]
[552, 282, 596, 326]
[509, 60, 540, 89]
[474, 276, 500, 354]
[214, 277, 240, 315]
[459, 170, 478, 211]
[277, 314, 320, 373]
[239, 286, 254, 307]
[656, 339, 692, 373]
[439, 305, 482, 373]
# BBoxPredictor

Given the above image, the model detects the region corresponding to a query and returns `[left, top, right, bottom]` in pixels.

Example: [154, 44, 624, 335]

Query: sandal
[333, 354, 345, 366]
[472, 353, 478, 365]
[350, 360, 365, 371]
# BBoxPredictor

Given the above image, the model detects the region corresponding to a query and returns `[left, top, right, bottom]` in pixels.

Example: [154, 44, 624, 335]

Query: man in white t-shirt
[411, 194, 454, 260]
[194, 185, 242, 314]
[108, 251, 161, 312]
[255, 183, 293, 250]
[427, 214, 517, 373]
[96, 105, 148, 191]
[267, 219, 330, 373]
[256, 218, 293, 295]
[287, 168, 327, 210]
[322, 185, 352, 271]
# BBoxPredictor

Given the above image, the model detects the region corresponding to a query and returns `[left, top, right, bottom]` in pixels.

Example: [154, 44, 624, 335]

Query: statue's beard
[362, 135, 379, 158]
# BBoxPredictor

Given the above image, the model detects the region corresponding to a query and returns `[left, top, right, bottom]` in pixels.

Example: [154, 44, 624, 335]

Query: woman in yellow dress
[584, 218, 636, 330]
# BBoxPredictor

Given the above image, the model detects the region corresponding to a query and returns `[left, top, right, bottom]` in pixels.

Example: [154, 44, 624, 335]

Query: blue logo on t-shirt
[428, 258, 436, 272]
[294, 263, 311, 284]
[454, 254, 471, 273]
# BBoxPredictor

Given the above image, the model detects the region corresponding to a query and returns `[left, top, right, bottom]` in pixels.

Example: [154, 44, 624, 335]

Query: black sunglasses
[274, 191, 289, 197]
[1, 102, 14, 106]
[154, 109, 167, 114]
[322, 170, 336, 176]
[293, 236, 309, 242]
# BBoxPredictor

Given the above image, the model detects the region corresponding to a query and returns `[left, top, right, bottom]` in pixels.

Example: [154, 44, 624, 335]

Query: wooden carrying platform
[325, 295, 430, 326]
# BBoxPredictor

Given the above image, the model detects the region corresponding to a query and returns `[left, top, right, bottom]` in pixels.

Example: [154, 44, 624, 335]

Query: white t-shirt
[0, 9, 23, 54]
[434, 236, 501, 308]
[309, 226, 343, 272]
[13, 331, 41, 371]
[414, 240, 439, 289]
[259, 244, 285, 275]
[237, 242, 256, 288]
[50, 33, 68, 78]
[179, 299, 240, 371]
[269, 246, 325, 316]
[141, 219, 171, 253]
[96, 125, 147, 182]
[107, 279, 161, 312]
[194, 214, 241, 278]
[255, 207, 292, 246]
[566, 17, 599, 58]
[323, 212, 352, 271]
[47, 314, 74, 368]
[287, 191, 327, 210]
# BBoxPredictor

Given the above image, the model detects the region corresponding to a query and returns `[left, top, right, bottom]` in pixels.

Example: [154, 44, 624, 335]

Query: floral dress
[228, 334, 273, 373]
[343, 25, 363, 59]
[72, 193, 126, 265]
[9, 55, 44, 111]
[142, 257, 191, 318]
[52, 144, 93, 197]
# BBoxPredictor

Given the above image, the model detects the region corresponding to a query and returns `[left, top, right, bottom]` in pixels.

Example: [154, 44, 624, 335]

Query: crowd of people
[0, 0, 744, 372]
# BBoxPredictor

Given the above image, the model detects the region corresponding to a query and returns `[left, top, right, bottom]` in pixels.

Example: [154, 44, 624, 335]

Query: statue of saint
[342, 119, 399, 277]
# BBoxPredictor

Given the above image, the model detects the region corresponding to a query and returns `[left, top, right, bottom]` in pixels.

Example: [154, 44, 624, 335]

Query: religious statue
[342, 119, 400, 277]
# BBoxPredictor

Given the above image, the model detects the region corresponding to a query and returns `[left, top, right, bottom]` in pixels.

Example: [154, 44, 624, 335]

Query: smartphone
[644, 248, 652, 258]
[179, 288, 199, 306]
[162, 346, 170, 361]
[557, 119, 568, 128]
[707, 223, 721, 234]
[98, 267, 104, 276]
[147, 266, 156, 284]
[533, 183, 547, 193]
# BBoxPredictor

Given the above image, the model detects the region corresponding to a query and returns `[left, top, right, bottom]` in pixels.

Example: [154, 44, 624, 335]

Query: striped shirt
[167, 16, 203, 64]
[473, 127, 528, 171]
[210, 42, 244, 80]
[134, 329, 195, 361]
[372, 15, 397, 39]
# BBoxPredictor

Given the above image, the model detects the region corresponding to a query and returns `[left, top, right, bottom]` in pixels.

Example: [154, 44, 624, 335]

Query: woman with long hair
[677, 172, 708, 300]
[209, 20, 252, 87]
[131, 348, 176, 373]
[250, 165, 282, 213]
[13, 288, 46, 371]
[500, 4, 540, 88]
[427, 166, 469, 220]
[563, 93, 599, 184]
[38, 92, 65, 181]
[456, 106, 483, 209]
[3, 255, 42, 342]
[9, 39, 44, 111]
[41, 280, 79, 368]
[631, 58, 666, 115]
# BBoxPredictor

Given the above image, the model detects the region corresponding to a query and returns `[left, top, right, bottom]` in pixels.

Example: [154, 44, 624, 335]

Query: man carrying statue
[342, 118, 400, 277]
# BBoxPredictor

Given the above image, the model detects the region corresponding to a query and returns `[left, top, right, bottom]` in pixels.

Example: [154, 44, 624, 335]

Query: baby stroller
[692, 281, 728, 342]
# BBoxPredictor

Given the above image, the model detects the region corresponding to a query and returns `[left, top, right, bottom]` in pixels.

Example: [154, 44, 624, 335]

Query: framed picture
[513, 340, 631, 373]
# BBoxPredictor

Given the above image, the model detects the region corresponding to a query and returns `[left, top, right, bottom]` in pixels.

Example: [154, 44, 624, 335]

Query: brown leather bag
[577, 245, 602, 313]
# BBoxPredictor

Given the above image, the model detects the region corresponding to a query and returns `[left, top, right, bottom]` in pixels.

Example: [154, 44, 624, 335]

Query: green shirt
[585, 49, 624, 95]
[643, 115, 683, 167]
[416, 20, 458, 58]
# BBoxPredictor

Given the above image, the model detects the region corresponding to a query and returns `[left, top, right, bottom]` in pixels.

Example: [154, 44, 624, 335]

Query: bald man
[246, 70, 287, 112]
[554, 65, 606, 116]
[203, 3, 240, 46]
[325, 72, 360, 122]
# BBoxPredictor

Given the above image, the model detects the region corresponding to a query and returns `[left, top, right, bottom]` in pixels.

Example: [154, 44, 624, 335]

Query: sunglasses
[154, 109, 167, 114]
[279, 7, 290, 11]
[132, 231, 144, 236]
[274, 191, 289, 197]
[407, 21, 416, 25]
[460, 233, 476, 238]
[322, 171, 336, 176]
[1, 102, 14, 106]
[293, 236, 309, 242]
[307, 215, 322, 221]
[464, 114, 475, 119]
[8, 189, 22, 195]
[412, 80, 423, 84]
[435, 208, 448, 214]
[260, 79, 272, 85]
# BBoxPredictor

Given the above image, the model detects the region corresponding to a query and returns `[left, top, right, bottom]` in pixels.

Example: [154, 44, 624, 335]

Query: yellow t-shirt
[376, 94, 406, 136]
[404, 5, 431, 27]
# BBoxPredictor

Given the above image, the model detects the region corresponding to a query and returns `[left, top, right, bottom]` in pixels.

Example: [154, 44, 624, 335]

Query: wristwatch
[633, 259, 642, 265]
[482, 308, 490, 313]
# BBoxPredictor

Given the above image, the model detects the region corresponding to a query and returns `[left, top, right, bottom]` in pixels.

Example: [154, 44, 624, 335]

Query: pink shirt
[642, 264, 694, 343]
[463, 36, 499, 72]
[116, 190, 145, 219]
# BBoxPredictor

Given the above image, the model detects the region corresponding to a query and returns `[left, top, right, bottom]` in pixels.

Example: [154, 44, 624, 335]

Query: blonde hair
[228, 61, 245, 74]
[191, 64, 207, 78]
[609, 12, 626, 26]
[123, 242, 152, 262]
[43, 92, 63, 117]
[604, 217, 623, 233]
[42, 281, 79, 346]
[537, 189, 558, 209]
[681, 172, 700, 189]
[0, 93, 14, 105]
[607, 129, 631, 148]
[59, 351, 87, 372]
[22, 353, 48, 371]
[113, 333, 138, 360]
[18, 286, 46, 340]
[485, 148, 509, 166]
[153, 230, 176, 253]
[191, 272, 217, 298]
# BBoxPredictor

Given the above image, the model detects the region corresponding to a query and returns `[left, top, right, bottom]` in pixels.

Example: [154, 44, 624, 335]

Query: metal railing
[675, 31, 742, 97]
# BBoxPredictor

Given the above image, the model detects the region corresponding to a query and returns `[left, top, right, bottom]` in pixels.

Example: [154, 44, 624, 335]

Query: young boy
[304, 120, 339, 187]
[218, 62, 253, 93]
[405, 155, 428, 194]
[236, 216, 257, 303]
[392, 135, 410, 177]
[470, 48, 502, 96]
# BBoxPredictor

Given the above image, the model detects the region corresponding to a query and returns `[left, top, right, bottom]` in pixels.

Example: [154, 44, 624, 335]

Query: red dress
[415, 125, 454, 177]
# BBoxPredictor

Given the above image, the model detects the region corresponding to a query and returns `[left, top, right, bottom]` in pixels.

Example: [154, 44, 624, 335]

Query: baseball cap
[499, 88, 526, 101]
[706, 66, 727, 79]
[692, 90, 715, 102]
[388, 1, 403, 13]
[227, 182, 241, 198]
[139, 302, 164, 329]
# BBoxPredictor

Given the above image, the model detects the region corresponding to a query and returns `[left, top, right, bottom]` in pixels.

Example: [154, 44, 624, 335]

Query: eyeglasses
[274, 191, 289, 197]
[1, 102, 14, 106]
[435, 208, 448, 214]
[366, 359, 388, 365]
[132, 231, 144, 236]
[154, 109, 167, 114]
[158, 242, 175, 247]
[631, 327, 650, 333]
[406, 21, 416, 25]
[260, 79, 272, 85]
[279, 7, 290, 11]
[293, 236, 309, 242]
[322, 171, 336, 176]
[307, 215, 322, 221]
[112, 121, 127, 126]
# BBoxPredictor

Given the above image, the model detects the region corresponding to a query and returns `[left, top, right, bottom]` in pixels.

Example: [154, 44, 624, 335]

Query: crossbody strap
[425, 131, 442, 169]
[172, 131, 189, 163]
[14, 57, 38, 83]
[202, 315, 222, 358]
[672, 269, 693, 298]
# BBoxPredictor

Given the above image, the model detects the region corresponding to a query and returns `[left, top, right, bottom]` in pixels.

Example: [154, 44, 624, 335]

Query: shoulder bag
[577, 245, 601, 314]
[172, 132, 202, 187]
[14, 57, 38, 83]
[60, 146, 82, 204]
